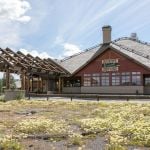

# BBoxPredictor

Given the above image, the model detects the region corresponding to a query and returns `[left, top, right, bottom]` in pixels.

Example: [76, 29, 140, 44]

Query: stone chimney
[102, 25, 112, 44]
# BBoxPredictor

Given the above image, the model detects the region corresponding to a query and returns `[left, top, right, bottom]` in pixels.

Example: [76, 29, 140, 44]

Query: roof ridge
[112, 42, 150, 60]
[60, 44, 101, 62]
[113, 37, 150, 47]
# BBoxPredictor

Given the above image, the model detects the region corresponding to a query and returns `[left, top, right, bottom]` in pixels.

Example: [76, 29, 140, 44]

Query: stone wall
[81, 86, 144, 94]
[4, 90, 25, 101]
[62, 87, 81, 93]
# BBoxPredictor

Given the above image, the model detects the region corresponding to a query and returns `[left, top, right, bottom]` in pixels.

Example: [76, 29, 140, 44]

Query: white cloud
[0, 32, 21, 48]
[0, 0, 31, 23]
[20, 48, 53, 59]
[63, 43, 81, 57]
[54, 36, 64, 45]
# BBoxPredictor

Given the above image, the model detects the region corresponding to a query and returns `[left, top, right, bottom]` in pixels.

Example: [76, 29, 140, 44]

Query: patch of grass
[14, 118, 69, 135]
[3, 120, 17, 128]
[106, 144, 127, 150]
[0, 100, 149, 149]
[0, 95, 5, 102]
[78, 102, 150, 147]
[68, 133, 84, 146]
[0, 135, 23, 150]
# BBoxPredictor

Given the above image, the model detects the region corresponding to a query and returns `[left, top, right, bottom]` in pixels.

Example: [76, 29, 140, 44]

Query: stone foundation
[4, 90, 25, 101]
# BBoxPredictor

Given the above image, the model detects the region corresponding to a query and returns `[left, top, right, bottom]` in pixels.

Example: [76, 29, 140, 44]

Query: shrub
[68, 133, 84, 146]
[0, 95, 5, 102]
[106, 144, 127, 150]
[14, 118, 68, 135]
[0, 135, 23, 150]
[15, 92, 24, 100]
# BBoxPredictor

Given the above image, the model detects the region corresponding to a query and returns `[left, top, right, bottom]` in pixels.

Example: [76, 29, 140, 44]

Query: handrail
[27, 93, 150, 101]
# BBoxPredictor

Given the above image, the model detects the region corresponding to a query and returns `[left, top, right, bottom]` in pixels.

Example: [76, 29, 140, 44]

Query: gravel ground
[21, 136, 107, 150]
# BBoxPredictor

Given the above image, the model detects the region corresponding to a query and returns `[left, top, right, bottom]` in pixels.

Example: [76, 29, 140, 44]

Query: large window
[64, 77, 81, 87]
[83, 74, 91, 86]
[91, 73, 100, 86]
[101, 73, 109, 86]
[145, 77, 150, 86]
[112, 73, 120, 85]
[131, 72, 141, 85]
[121, 72, 130, 85]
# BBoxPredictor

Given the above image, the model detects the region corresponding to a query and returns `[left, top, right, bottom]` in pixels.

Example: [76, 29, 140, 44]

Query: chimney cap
[102, 25, 112, 30]
[130, 33, 138, 40]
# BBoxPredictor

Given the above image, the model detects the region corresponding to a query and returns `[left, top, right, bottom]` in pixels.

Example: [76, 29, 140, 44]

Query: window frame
[101, 73, 110, 86]
[112, 73, 120, 86]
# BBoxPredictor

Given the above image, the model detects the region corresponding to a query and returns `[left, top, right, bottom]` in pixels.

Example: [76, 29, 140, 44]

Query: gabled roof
[59, 44, 101, 74]
[59, 37, 150, 74]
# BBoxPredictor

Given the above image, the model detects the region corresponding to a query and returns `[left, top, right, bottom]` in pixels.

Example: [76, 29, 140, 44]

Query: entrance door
[144, 76, 150, 94]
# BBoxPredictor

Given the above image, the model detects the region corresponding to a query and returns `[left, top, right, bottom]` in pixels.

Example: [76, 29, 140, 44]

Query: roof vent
[130, 33, 138, 41]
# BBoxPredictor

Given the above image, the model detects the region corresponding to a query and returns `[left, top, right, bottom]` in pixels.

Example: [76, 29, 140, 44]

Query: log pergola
[0, 47, 69, 93]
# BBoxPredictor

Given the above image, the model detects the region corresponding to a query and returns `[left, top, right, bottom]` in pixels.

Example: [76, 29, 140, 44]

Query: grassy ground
[0, 100, 149, 150]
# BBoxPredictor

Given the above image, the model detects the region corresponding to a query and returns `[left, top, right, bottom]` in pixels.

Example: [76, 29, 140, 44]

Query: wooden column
[41, 78, 43, 93]
[21, 71, 26, 90]
[6, 69, 10, 89]
[61, 78, 64, 91]
[37, 77, 40, 93]
[26, 76, 30, 92]
[31, 77, 33, 92]
[58, 77, 61, 94]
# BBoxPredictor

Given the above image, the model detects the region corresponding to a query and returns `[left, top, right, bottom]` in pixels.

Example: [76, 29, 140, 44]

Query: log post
[26, 76, 30, 92]
[37, 76, 40, 93]
[58, 77, 61, 94]
[31, 77, 33, 92]
[61, 78, 64, 93]
[21, 70, 26, 90]
[6, 68, 10, 89]
[41, 78, 43, 93]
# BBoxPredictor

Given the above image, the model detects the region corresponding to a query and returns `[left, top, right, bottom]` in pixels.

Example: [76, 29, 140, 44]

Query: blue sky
[0, 0, 150, 59]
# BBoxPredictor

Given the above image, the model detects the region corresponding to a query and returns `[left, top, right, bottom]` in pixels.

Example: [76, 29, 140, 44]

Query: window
[64, 80, 71, 87]
[64, 77, 81, 87]
[72, 78, 81, 87]
[145, 77, 150, 86]
[83, 74, 91, 86]
[91, 73, 100, 86]
[121, 72, 130, 85]
[101, 73, 109, 86]
[131, 72, 141, 85]
[112, 73, 120, 85]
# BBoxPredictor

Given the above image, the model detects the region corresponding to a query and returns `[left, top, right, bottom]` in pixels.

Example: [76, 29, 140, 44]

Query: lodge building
[0, 25, 150, 95]
[59, 26, 150, 94]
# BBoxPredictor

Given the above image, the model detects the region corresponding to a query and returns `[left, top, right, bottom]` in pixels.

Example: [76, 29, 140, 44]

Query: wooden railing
[27, 93, 150, 101]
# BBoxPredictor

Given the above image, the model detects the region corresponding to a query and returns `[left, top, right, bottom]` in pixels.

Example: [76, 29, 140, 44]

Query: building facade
[1, 26, 150, 95]
[60, 26, 150, 94]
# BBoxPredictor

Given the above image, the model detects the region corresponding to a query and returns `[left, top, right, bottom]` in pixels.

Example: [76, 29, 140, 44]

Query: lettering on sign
[102, 59, 119, 72]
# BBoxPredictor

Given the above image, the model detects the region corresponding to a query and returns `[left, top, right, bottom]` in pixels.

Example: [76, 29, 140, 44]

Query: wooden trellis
[0, 47, 69, 92]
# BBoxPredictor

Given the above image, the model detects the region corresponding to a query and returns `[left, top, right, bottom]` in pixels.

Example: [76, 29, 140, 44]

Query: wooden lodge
[1, 26, 150, 95]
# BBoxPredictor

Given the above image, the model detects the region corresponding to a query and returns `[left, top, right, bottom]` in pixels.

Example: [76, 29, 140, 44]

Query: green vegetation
[68, 133, 84, 146]
[0, 73, 17, 94]
[78, 102, 150, 148]
[0, 135, 23, 150]
[14, 118, 68, 135]
[0, 100, 149, 149]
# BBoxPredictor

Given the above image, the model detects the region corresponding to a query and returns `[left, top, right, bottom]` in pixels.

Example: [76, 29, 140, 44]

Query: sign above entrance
[102, 59, 119, 72]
